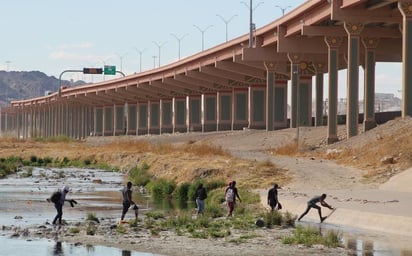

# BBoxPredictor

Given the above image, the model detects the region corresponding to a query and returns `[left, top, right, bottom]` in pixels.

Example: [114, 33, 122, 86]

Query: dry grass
[270, 141, 298, 156]
[303, 117, 412, 183]
[0, 136, 289, 188]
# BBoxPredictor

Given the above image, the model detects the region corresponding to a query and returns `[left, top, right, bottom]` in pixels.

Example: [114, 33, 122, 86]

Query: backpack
[225, 188, 234, 203]
[50, 191, 62, 203]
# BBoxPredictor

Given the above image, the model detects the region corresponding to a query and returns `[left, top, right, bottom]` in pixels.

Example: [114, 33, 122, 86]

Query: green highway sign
[104, 65, 116, 75]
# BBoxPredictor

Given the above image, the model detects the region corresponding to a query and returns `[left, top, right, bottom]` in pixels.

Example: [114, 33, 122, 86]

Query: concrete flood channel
[0, 167, 411, 256]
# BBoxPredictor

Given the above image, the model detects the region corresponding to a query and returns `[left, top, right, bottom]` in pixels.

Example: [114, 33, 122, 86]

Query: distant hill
[0, 71, 85, 106]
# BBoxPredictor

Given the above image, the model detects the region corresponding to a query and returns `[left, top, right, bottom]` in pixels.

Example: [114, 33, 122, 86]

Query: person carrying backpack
[50, 186, 76, 225]
[225, 180, 241, 217]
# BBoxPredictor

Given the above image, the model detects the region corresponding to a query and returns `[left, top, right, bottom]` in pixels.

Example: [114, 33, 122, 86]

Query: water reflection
[151, 197, 195, 211]
[53, 241, 63, 256]
[342, 236, 412, 256]
[309, 224, 412, 256]
[122, 251, 131, 256]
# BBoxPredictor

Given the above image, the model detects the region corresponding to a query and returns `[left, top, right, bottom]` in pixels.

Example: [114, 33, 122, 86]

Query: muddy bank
[1, 219, 346, 256]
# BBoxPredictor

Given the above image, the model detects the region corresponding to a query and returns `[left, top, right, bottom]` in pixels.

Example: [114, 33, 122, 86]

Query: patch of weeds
[129, 163, 152, 186]
[150, 227, 161, 236]
[129, 219, 138, 227]
[282, 225, 342, 248]
[262, 210, 283, 227]
[86, 223, 97, 235]
[87, 212, 99, 223]
[116, 224, 127, 234]
[191, 229, 209, 239]
[145, 211, 165, 220]
[143, 218, 156, 229]
[209, 228, 230, 238]
[69, 227, 80, 234]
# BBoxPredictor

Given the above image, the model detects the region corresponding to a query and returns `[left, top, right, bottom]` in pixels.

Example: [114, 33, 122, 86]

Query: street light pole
[275, 5, 291, 16]
[216, 14, 238, 42]
[134, 47, 146, 73]
[193, 25, 213, 51]
[241, 0, 263, 48]
[116, 52, 128, 72]
[152, 56, 157, 69]
[152, 41, 166, 68]
[170, 33, 188, 60]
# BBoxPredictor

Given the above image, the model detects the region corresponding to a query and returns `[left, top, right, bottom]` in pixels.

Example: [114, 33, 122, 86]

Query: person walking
[267, 183, 282, 211]
[298, 193, 333, 223]
[225, 180, 241, 217]
[52, 186, 74, 225]
[195, 183, 207, 215]
[121, 181, 138, 221]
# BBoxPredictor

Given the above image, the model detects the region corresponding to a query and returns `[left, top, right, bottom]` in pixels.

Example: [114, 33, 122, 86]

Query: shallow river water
[0, 167, 157, 256]
[1, 167, 412, 256]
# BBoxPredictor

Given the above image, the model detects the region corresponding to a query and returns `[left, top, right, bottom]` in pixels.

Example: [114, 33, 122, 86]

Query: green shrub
[87, 212, 99, 223]
[69, 227, 80, 234]
[129, 164, 152, 186]
[147, 179, 176, 200]
[174, 182, 190, 202]
[30, 155, 37, 163]
[145, 211, 165, 220]
[282, 225, 342, 247]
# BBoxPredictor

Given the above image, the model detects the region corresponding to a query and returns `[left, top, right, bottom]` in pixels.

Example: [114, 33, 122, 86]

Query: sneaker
[320, 217, 327, 223]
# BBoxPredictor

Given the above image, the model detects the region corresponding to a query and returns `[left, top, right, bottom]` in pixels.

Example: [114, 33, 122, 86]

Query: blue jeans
[53, 202, 63, 224]
[196, 198, 205, 214]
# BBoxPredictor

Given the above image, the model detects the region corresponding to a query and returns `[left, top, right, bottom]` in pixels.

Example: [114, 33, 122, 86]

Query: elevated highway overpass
[1, 0, 410, 143]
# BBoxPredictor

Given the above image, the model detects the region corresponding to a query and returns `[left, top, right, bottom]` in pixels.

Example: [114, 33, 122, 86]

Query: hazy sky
[0, 0, 402, 99]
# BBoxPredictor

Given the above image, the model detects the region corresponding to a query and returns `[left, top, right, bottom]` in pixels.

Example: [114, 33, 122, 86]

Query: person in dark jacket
[298, 193, 333, 223]
[267, 183, 281, 211]
[195, 183, 207, 215]
[52, 186, 74, 225]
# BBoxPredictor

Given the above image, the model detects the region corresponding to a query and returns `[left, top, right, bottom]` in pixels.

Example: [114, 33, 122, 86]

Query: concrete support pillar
[113, 104, 117, 136]
[298, 73, 313, 127]
[127, 103, 137, 135]
[398, 1, 412, 117]
[217, 91, 232, 131]
[314, 63, 327, 127]
[173, 97, 186, 133]
[161, 99, 173, 134]
[264, 62, 277, 131]
[325, 36, 343, 144]
[149, 101, 160, 135]
[344, 22, 364, 138]
[234, 88, 249, 130]
[138, 101, 148, 135]
[274, 77, 288, 129]
[362, 37, 379, 131]
[203, 93, 218, 132]
[188, 95, 202, 132]
[287, 54, 301, 128]
[249, 84, 266, 129]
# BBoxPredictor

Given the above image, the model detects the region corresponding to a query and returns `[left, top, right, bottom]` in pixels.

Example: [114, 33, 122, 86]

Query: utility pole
[241, 0, 263, 48]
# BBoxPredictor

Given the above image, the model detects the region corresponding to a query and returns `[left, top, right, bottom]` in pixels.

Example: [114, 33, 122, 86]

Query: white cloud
[57, 42, 94, 50]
